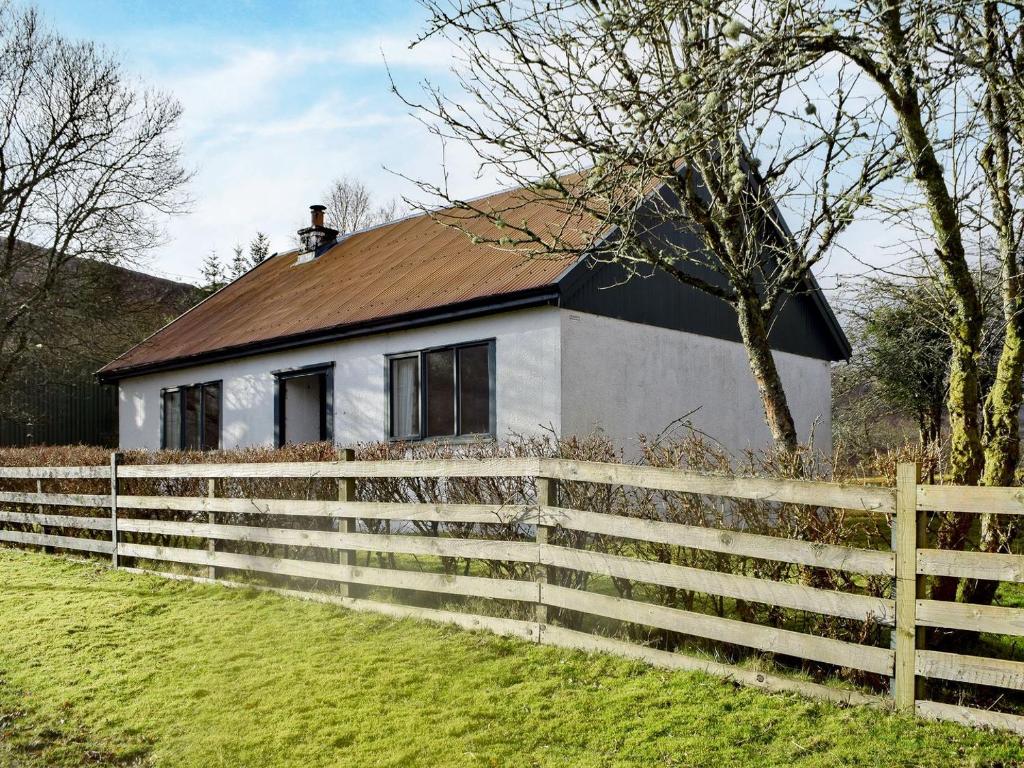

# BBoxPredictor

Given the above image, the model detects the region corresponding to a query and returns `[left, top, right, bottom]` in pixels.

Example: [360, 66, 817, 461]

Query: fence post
[894, 461, 924, 711]
[337, 448, 357, 598]
[207, 478, 218, 579]
[110, 452, 121, 569]
[37, 479, 52, 555]
[535, 475, 558, 636]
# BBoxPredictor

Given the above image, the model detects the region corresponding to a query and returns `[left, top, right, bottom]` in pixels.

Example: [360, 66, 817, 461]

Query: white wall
[559, 310, 832, 457]
[118, 307, 562, 450]
[118, 305, 833, 457]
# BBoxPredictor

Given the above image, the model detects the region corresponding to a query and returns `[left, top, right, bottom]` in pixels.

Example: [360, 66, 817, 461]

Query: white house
[98, 185, 849, 456]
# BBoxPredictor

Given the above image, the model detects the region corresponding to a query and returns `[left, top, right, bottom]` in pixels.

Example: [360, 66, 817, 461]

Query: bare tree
[791, 4, 1024, 479]
[401, 0, 895, 455]
[323, 176, 401, 234]
[404, 2, 1024, 612]
[949, 5, 1024, 596]
[0, 3, 189, 403]
[778, 1, 1024, 608]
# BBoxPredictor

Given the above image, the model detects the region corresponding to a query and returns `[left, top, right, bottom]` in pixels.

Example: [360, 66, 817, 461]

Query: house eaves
[97, 286, 560, 383]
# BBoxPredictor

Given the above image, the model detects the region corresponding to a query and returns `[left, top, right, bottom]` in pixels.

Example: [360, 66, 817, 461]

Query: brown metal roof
[99, 186, 598, 378]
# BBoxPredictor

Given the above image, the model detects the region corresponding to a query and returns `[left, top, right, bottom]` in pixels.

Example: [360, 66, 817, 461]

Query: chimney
[296, 202, 338, 262]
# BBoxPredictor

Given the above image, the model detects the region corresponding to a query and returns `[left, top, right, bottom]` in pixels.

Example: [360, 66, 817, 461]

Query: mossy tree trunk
[868, 0, 986, 603]
[890, 109, 984, 490]
[811, 1, 989, 493]
[734, 289, 799, 456]
[962, 2, 1024, 607]
[844, 1, 988, 488]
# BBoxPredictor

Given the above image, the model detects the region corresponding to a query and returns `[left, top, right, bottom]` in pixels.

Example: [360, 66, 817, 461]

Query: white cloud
[167, 48, 297, 129]
[131, 26, 494, 284]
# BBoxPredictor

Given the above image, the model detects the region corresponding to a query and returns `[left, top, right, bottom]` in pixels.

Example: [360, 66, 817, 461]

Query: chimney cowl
[296, 202, 339, 262]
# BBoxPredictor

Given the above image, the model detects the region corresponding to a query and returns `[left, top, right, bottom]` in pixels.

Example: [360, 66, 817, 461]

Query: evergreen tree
[200, 250, 226, 297]
[249, 232, 270, 265]
[230, 243, 248, 279]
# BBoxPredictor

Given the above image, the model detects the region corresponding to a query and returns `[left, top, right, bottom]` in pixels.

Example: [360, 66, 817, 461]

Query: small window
[387, 340, 494, 440]
[161, 381, 221, 450]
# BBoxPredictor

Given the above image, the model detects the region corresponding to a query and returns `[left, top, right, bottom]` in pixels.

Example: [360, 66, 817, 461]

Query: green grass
[1, 551, 1022, 768]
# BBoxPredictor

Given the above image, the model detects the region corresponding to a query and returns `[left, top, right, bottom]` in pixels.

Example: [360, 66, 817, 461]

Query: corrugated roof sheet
[99, 185, 599, 377]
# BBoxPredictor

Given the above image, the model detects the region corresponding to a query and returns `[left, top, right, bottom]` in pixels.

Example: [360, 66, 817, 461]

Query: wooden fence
[0, 456, 1022, 734]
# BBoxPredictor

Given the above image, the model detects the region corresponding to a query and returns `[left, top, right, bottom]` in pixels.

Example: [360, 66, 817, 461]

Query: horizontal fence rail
[544, 459, 896, 513]
[540, 506, 896, 576]
[0, 466, 112, 479]
[1, 456, 1022, 733]
[116, 458, 544, 480]
[916, 484, 1024, 515]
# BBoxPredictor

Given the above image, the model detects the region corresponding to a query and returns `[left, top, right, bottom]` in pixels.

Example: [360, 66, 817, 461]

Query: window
[425, 348, 455, 437]
[458, 344, 490, 434]
[387, 340, 494, 440]
[274, 363, 333, 446]
[389, 356, 419, 439]
[162, 389, 182, 449]
[161, 381, 221, 450]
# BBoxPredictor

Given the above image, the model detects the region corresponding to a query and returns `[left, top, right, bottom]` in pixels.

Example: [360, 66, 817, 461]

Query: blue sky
[36, 0, 493, 283]
[35, 1, 886, 290]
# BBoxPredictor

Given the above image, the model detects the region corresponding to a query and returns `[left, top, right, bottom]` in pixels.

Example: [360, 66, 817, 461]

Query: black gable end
[557, 219, 849, 362]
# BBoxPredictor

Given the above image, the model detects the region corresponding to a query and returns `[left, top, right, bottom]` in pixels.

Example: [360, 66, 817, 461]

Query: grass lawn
[1, 551, 1022, 768]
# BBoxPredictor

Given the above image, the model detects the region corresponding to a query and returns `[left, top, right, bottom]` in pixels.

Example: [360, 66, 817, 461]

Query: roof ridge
[338, 169, 592, 241]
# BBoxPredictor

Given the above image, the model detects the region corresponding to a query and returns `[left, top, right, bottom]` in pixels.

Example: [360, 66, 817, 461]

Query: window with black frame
[161, 381, 221, 450]
[387, 340, 493, 441]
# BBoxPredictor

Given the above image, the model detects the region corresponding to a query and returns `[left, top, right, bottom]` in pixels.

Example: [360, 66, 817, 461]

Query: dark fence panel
[0, 380, 117, 447]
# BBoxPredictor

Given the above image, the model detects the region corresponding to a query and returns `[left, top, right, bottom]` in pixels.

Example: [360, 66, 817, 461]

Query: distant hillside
[67, 257, 201, 371]
[6, 240, 200, 377]
[1, 242, 200, 445]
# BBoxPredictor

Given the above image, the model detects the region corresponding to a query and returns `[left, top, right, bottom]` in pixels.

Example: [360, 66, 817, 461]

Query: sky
[35, 0, 893, 291]
[34, 0, 498, 284]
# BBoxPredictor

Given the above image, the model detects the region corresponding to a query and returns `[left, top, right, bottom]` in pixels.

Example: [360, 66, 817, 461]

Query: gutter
[97, 286, 560, 383]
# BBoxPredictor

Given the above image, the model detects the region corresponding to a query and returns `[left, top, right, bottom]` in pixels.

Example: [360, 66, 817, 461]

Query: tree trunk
[873, 1, 985, 605]
[980, 313, 1023, 488]
[876, 0, 986, 487]
[734, 291, 800, 456]
[918, 403, 942, 483]
[963, 364, 1023, 610]
[963, 5, 1024, 608]
[918, 406, 942, 450]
